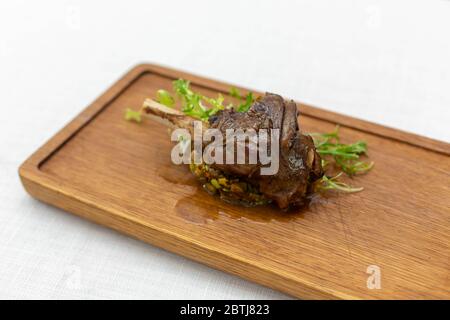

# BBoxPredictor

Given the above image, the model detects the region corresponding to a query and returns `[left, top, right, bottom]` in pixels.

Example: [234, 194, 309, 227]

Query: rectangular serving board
[19, 64, 450, 299]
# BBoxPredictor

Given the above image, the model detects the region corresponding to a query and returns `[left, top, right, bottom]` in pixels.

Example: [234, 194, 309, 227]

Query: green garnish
[229, 87, 242, 99]
[124, 108, 142, 123]
[335, 157, 374, 176]
[171, 79, 255, 120]
[314, 173, 364, 193]
[172, 79, 227, 120]
[309, 125, 374, 193]
[229, 87, 254, 112]
[310, 125, 374, 176]
[156, 89, 175, 107]
[236, 92, 254, 112]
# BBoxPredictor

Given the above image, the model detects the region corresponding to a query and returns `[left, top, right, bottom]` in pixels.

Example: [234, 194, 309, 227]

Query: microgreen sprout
[309, 125, 374, 193]
[314, 172, 364, 193]
[156, 89, 175, 107]
[310, 125, 374, 176]
[124, 108, 142, 123]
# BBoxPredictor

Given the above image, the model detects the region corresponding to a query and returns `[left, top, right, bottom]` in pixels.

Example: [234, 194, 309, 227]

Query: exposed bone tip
[142, 99, 184, 116]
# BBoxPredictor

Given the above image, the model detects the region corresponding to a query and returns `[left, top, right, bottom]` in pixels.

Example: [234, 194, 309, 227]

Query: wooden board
[19, 64, 450, 299]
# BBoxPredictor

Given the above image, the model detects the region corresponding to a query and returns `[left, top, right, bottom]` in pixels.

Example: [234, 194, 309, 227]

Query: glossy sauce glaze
[157, 162, 333, 225]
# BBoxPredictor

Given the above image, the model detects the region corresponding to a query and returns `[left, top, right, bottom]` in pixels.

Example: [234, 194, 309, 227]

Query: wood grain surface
[19, 64, 450, 299]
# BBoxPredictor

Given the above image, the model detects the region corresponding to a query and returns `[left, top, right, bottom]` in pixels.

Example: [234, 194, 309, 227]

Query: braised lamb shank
[144, 93, 323, 209]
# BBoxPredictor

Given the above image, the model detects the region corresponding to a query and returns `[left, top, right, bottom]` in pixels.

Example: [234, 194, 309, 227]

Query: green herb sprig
[310, 125, 374, 193]
[124, 108, 142, 123]
[169, 79, 254, 120]
[310, 125, 374, 176]
[314, 172, 364, 193]
[165, 79, 256, 120]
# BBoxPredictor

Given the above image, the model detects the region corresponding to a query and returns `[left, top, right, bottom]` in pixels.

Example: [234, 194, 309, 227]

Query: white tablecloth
[1, 0, 449, 299]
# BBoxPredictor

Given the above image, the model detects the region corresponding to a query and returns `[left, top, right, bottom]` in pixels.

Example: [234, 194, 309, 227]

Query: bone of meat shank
[143, 94, 324, 209]
[142, 99, 200, 132]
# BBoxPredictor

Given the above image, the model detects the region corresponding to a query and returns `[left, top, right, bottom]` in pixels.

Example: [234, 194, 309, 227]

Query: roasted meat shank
[143, 93, 324, 209]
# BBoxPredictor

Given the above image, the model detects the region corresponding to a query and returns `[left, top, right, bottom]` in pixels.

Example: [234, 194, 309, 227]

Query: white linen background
[0, 0, 449, 299]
